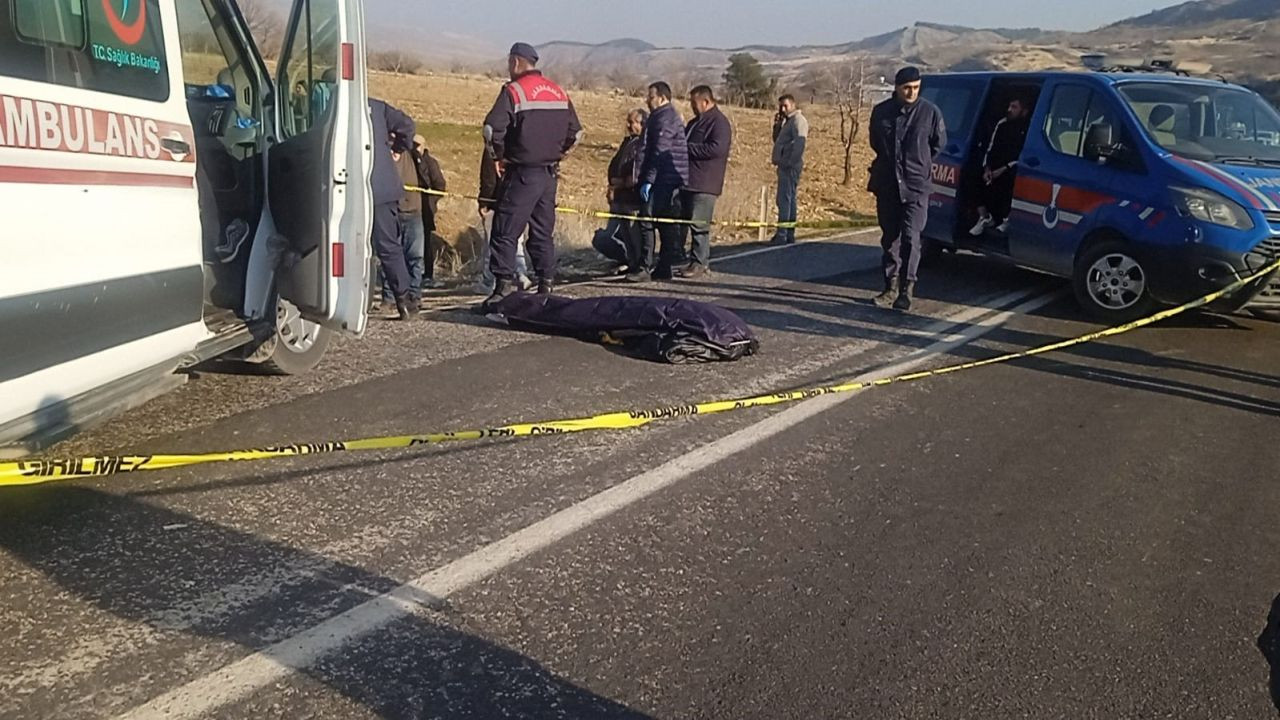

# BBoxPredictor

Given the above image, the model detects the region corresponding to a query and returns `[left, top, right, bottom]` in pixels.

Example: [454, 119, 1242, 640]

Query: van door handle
[161, 137, 191, 155]
[1023, 156, 1041, 168]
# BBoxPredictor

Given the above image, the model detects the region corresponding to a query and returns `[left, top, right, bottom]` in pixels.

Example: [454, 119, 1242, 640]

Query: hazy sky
[406, 0, 1180, 47]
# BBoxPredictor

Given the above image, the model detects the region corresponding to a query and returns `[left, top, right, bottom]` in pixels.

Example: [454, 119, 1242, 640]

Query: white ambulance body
[0, 0, 373, 455]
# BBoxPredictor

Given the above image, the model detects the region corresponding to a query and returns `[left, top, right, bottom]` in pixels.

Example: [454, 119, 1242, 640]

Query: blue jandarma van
[922, 67, 1280, 322]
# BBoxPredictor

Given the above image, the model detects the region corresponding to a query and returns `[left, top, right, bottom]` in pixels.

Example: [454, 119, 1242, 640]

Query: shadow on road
[0, 487, 652, 720]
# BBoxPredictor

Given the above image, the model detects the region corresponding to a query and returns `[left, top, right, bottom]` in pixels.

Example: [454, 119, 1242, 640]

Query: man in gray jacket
[771, 94, 808, 245]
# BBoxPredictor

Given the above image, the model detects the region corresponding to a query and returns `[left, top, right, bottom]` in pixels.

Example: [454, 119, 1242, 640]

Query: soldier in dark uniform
[481, 42, 584, 311]
[970, 97, 1032, 236]
[868, 66, 947, 312]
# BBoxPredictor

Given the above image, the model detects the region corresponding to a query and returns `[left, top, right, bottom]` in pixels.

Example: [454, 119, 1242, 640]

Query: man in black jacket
[369, 98, 417, 319]
[595, 108, 647, 271]
[969, 97, 1031, 237]
[679, 85, 733, 279]
[412, 134, 447, 290]
[868, 67, 946, 311]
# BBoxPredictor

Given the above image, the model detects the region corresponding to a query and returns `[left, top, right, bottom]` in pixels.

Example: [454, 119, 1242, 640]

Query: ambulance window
[1, 0, 169, 101]
[176, 0, 223, 87]
[14, 0, 86, 48]
[277, 0, 341, 140]
[1044, 84, 1093, 157]
[175, 0, 257, 118]
[81, 0, 170, 100]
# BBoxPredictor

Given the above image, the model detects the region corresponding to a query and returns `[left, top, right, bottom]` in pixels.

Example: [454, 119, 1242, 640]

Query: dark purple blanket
[493, 293, 759, 363]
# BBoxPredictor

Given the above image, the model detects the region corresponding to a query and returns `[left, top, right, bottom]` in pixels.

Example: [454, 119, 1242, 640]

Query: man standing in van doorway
[868, 67, 946, 311]
[970, 97, 1031, 237]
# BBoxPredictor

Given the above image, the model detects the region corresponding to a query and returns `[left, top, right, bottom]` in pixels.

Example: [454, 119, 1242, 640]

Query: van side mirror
[1084, 123, 1116, 162]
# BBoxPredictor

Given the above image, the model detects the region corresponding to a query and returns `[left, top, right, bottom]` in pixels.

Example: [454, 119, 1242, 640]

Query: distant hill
[1107, 0, 1279, 28]
[527, 0, 1280, 91]
[249, 0, 1280, 91]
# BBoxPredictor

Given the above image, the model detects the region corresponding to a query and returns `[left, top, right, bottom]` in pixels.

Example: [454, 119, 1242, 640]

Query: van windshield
[1118, 82, 1280, 164]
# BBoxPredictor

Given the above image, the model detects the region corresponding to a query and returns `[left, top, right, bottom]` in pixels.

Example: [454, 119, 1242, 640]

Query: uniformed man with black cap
[480, 42, 584, 311]
[868, 66, 946, 311]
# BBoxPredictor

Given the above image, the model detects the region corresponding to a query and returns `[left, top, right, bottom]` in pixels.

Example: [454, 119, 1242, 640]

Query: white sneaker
[969, 216, 992, 236]
[995, 219, 1010, 234]
[517, 275, 534, 291]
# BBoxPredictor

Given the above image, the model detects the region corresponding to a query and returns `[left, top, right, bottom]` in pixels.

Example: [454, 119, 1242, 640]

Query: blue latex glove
[640, 183, 652, 203]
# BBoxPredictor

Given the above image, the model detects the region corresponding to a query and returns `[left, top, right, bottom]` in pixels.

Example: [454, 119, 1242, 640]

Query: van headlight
[1172, 186, 1254, 230]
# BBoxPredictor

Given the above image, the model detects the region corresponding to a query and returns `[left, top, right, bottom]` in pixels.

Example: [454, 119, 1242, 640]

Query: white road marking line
[116, 286, 1055, 720]
[8, 229, 885, 700]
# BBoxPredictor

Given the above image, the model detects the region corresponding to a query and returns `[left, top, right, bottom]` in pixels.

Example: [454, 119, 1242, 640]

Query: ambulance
[0, 0, 373, 455]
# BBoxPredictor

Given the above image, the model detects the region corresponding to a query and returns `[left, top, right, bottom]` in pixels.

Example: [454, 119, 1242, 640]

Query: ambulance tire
[258, 299, 332, 375]
[1072, 239, 1160, 324]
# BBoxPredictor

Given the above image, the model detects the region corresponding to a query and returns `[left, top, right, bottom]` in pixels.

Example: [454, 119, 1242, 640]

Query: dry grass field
[368, 71, 877, 272]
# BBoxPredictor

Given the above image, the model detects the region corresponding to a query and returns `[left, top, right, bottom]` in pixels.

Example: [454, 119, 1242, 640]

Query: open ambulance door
[266, 0, 373, 334]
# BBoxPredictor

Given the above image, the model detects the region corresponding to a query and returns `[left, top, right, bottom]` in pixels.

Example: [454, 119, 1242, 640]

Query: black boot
[894, 281, 916, 311]
[479, 279, 517, 314]
[873, 277, 899, 308]
[395, 292, 418, 320]
[537, 278, 554, 295]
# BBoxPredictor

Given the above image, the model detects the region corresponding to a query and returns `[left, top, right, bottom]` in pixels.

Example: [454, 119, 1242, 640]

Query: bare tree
[795, 64, 836, 104]
[607, 66, 648, 97]
[369, 50, 425, 75]
[834, 60, 868, 186]
[238, 0, 283, 58]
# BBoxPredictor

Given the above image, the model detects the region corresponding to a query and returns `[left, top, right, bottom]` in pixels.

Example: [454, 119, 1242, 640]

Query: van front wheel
[257, 299, 332, 375]
[1072, 241, 1159, 324]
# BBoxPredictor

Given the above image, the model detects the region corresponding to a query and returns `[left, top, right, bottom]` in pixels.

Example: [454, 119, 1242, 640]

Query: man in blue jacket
[679, 85, 733, 279]
[868, 66, 946, 311]
[627, 81, 689, 283]
[369, 98, 417, 319]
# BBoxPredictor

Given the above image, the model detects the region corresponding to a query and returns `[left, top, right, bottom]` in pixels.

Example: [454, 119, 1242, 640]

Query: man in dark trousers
[369, 98, 417, 319]
[481, 42, 583, 310]
[627, 81, 688, 283]
[969, 96, 1031, 237]
[770, 94, 808, 245]
[679, 85, 733, 279]
[412, 133, 447, 290]
[868, 67, 946, 311]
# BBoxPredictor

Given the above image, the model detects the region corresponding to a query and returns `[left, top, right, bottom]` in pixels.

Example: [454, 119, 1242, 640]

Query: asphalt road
[2, 233, 1278, 720]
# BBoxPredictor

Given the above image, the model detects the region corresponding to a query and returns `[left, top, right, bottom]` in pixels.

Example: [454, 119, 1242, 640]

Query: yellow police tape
[405, 185, 878, 231]
[3, 257, 1276, 487]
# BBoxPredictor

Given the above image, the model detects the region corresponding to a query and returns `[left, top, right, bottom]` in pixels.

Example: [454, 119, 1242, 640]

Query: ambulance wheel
[258, 299, 332, 375]
[1072, 240, 1159, 324]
